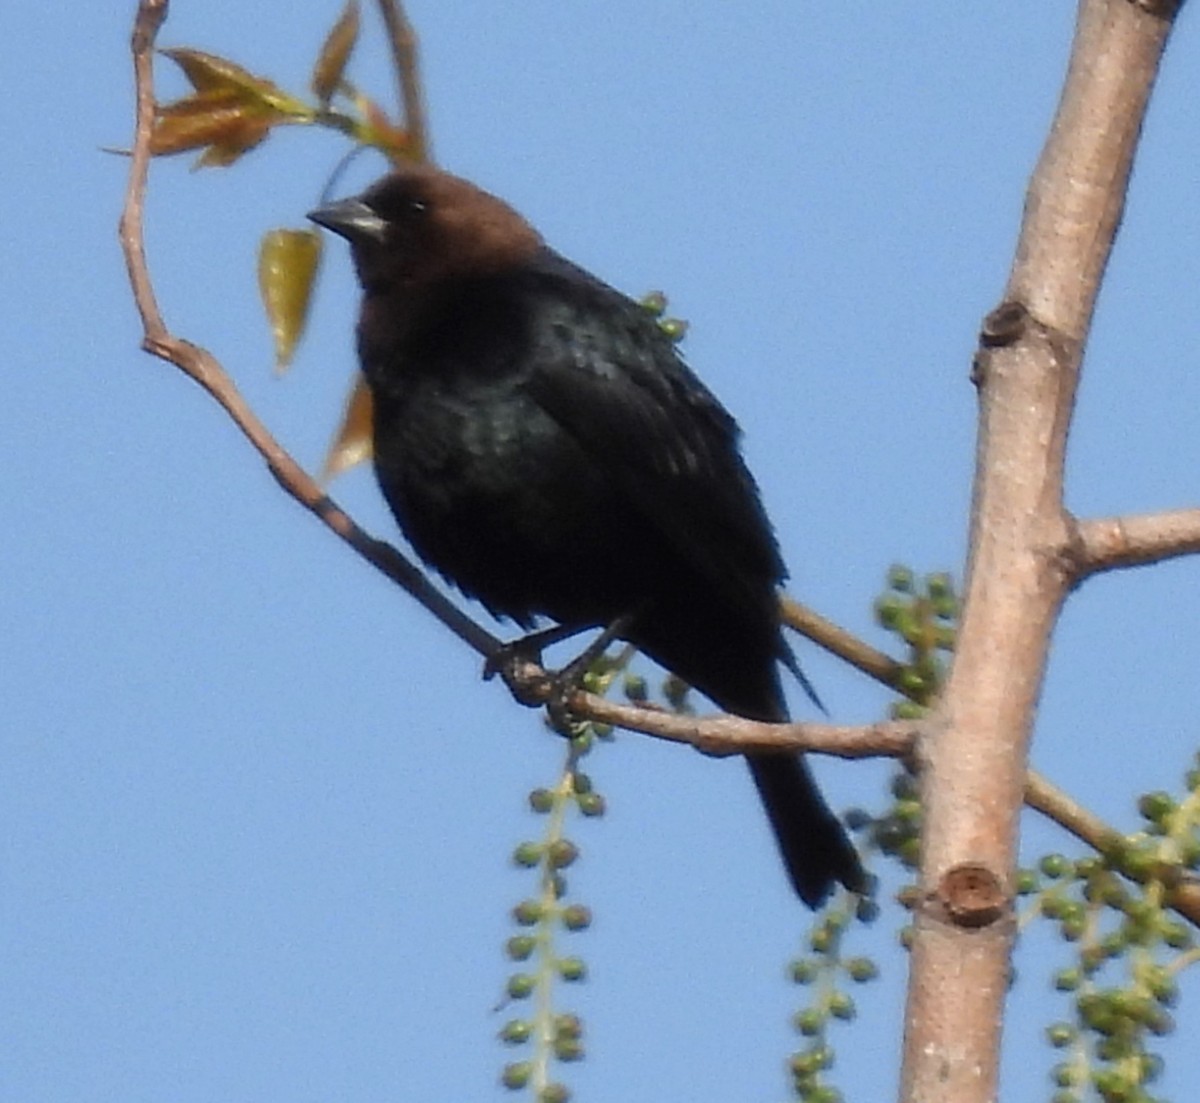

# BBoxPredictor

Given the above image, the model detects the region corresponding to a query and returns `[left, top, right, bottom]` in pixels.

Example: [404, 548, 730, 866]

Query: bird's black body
[310, 167, 863, 906]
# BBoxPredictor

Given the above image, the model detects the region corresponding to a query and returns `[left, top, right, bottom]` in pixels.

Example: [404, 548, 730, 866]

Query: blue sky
[5, 4, 1200, 1101]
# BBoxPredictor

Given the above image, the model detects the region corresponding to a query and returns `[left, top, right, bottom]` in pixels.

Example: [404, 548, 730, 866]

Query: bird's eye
[409, 199, 429, 215]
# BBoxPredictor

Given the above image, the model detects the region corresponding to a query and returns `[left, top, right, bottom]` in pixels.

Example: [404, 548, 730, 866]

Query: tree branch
[568, 691, 915, 760]
[1071, 507, 1200, 576]
[901, 3, 1185, 1101]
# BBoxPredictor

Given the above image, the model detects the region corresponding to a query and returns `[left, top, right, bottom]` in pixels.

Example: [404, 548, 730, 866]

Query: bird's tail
[746, 754, 865, 907]
[633, 616, 864, 907]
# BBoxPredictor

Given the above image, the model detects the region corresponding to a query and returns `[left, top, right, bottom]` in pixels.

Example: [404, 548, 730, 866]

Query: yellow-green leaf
[193, 113, 274, 168]
[322, 375, 374, 482]
[258, 229, 322, 371]
[311, 0, 360, 105]
[160, 47, 310, 118]
[151, 97, 277, 167]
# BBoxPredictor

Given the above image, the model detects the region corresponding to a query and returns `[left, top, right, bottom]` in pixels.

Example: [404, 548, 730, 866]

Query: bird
[308, 163, 864, 906]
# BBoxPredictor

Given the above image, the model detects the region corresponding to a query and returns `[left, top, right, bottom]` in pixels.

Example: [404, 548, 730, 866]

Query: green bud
[529, 789, 555, 814]
[898, 837, 921, 868]
[547, 840, 579, 869]
[623, 673, 648, 702]
[808, 1044, 835, 1071]
[897, 668, 928, 694]
[499, 1019, 533, 1045]
[1137, 791, 1175, 823]
[1146, 1006, 1175, 1036]
[1051, 1061, 1080, 1087]
[1148, 973, 1178, 1008]
[874, 593, 906, 630]
[561, 904, 592, 931]
[558, 956, 587, 981]
[788, 1050, 819, 1077]
[505, 935, 536, 961]
[512, 842, 543, 867]
[789, 959, 818, 984]
[662, 673, 692, 710]
[659, 317, 689, 341]
[571, 772, 592, 795]
[925, 571, 954, 599]
[933, 624, 956, 649]
[1039, 853, 1072, 879]
[1060, 915, 1085, 942]
[793, 1007, 825, 1036]
[828, 992, 856, 1021]
[1162, 919, 1193, 949]
[855, 897, 881, 924]
[887, 564, 915, 593]
[506, 973, 536, 999]
[640, 290, 667, 316]
[890, 699, 927, 720]
[1046, 1022, 1076, 1048]
[501, 1061, 532, 1089]
[1014, 868, 1040, 895]
[512, 900, 543, 926]
[809, 1087, 842, 1103]
[554, 1038, 585, 1062]
[576, 792, 606, 817]
[843, 957, 878, 983]
[554, 1013, 584, 1040]
[538, 1084, 570, 1103]
[1053, 968, 1082, 992]
[1089, 1071, 1126, 1100]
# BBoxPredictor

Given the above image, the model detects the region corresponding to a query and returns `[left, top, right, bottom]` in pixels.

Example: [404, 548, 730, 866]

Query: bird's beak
[307, 197, 388, 245]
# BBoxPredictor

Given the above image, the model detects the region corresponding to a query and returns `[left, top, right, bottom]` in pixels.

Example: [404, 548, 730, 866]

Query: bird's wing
[518, 253, 788, 619]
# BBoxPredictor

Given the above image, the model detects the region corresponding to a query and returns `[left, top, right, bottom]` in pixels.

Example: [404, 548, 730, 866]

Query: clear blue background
[4, 4, 1199, 1100]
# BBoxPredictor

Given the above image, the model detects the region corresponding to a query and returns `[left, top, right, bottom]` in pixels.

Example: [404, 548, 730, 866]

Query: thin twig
[780, 593, 906, 688]
[376, 0, 430, 162]
[119, 0, 496, 661]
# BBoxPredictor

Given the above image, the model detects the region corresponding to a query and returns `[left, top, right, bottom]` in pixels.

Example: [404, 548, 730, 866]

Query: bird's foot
[483, 622, 590, 708]
[542, 614, 634, 734]
[485, 616, 633, 723]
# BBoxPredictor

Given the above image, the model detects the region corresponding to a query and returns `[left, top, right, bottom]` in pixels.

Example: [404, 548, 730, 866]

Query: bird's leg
[554, 613, 634, 689]
[484, 615, 634, 717]
[482, 621, 593, 682]
[543, 613, 635, 732]
[484, 621, 603, 708]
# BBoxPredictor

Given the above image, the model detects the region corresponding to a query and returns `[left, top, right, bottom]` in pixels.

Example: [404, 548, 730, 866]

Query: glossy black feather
[310, 167, 865, 906]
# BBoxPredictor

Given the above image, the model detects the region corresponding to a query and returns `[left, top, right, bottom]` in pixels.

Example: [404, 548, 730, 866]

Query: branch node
[936, 864, 1008, 929]
[979, 300, 1029, 348]
[1128, 0, 1184, 20]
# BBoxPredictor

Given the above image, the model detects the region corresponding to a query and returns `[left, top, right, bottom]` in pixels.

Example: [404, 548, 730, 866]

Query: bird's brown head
[308, 164, 544, 293]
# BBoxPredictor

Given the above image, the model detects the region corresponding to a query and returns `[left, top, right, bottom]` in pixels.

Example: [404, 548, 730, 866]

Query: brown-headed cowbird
[309, 165, 863, 906]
